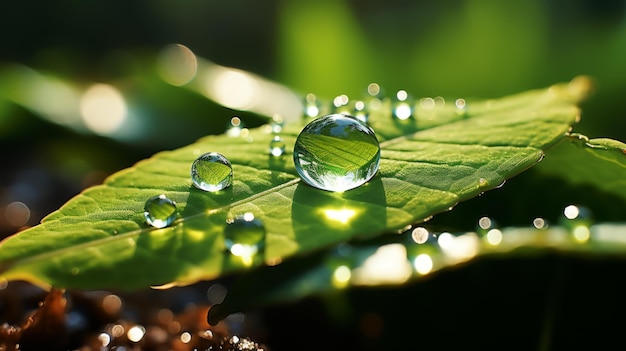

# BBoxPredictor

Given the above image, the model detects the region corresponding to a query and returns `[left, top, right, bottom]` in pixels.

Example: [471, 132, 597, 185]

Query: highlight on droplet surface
[224, 212, 266, 266]
[144, 194, 177, 228]
[269, 136, 286, 157]
[293, 114, 381, 192]
[191, 152, 233, 192]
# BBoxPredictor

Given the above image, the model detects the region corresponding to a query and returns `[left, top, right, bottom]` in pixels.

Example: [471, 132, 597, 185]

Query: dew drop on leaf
[455, 98, 467, 116]
[191, 152, 233, 192]
[403, 227, 439, 275]
[226, 116, 244, 137]
[270, 114, 284, 133]
[144, 194, 177, 228]
[224, 212, 265, 267]
[352, 100, 369, 123]
[303, 93, 322, 118]
[268, 136, 286, 157]
[560, 204, 593, 243]
[393, 90, 414, 120]
[293, 114, 381, 192]
[476, 216, 496, 235]
[474, 216, 504, 246]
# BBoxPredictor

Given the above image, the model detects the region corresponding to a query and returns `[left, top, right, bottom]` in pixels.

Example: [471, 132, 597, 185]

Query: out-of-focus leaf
[536, 133, 626, 201]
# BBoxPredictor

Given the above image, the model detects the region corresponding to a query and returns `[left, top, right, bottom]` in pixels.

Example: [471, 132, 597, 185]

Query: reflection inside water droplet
[269, 136, 286, 157]
[191, 152, 233, 192]
[144, 194, 177, 228]
[293, 114, 381, 192]
[224, 212, 265, 266]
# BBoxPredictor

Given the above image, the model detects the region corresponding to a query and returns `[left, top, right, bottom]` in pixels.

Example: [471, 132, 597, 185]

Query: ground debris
[0, 285, 269, 351]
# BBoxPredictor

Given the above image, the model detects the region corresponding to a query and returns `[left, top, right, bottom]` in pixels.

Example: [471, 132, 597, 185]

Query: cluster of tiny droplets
[268, 114, 286, 157]
[301, 83, 469, 123]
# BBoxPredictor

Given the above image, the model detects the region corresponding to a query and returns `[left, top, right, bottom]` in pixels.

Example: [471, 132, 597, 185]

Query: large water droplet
[224, 212, 265, 266]
[269, 136, 286, 157]
[191, 152, 233, 192]
[293, 114, 381, 192]
[144, 194, 177, 228]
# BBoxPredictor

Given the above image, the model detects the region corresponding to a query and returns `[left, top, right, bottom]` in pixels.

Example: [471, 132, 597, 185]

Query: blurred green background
[1, 1, 626, 349]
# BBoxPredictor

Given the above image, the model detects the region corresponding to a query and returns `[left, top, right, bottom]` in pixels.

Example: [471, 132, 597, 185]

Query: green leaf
[536, 133, 626, 201]
[0, 77, 590, 290]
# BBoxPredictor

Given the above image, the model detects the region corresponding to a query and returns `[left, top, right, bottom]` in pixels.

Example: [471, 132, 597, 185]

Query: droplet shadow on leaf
[291, 176, 387, 246]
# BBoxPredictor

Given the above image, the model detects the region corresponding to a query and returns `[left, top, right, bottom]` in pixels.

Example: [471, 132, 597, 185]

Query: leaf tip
[568, 75, 595, 101]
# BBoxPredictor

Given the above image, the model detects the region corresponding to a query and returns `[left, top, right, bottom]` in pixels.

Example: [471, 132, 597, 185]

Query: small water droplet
[433, 96, 445, 107]
[269, 136, 286, 157]
[353, 100, 369, 123]
[410, 227, 436, 245]
[332, 94, 350, 112]
[455, 98, 467, 116]
[475, 216, 502, 245]
[367, 83, 382, 98]
[476, 216, 498, 236]
[144, 194, 177, 228]
[478, 178, 488, 188]
[393, 90, 414, 120]
[270, 114, 284, 133]
[403, 227, 439, 275]
[226, 116, 244, 137]
[293, 114, 381, 192]
[224, 212, 265, 266]
[560, 204, 593, 242]
[327, 244, 354, 289]
[532, 217, 548, 230]
[191, 152, 233, 192]
[303, 93, 322, 118]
